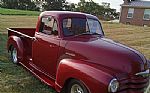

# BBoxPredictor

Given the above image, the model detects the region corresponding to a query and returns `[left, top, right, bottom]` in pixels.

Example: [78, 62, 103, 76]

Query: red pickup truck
[7, 11, 150, 93]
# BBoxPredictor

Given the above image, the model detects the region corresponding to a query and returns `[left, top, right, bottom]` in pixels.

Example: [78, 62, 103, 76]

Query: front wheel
[10, 46, 18, 64]
[67, 79, 89, 93]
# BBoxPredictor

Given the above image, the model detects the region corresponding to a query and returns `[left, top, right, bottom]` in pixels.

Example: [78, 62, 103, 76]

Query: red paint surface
[7, 11, 150, 93]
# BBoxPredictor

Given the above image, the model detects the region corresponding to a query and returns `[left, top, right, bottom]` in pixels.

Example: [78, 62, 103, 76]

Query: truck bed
[8, 28, 36, 58]
[8, 28, 35, 37]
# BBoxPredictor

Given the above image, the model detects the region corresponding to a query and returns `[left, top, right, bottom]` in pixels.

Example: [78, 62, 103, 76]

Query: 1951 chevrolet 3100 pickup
[7, 11, 150, 93]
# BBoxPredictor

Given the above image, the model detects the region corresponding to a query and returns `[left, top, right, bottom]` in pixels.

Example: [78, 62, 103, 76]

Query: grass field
[0, 15, 150, 93]
[0, 8, 40, 16]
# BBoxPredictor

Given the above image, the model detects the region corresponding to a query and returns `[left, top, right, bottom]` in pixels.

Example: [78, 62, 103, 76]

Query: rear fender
[7, 36, 24, 61]
[55, 59, 113, 93]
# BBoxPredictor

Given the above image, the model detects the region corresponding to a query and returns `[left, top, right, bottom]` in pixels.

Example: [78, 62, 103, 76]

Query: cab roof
[40, 11, 99, 20]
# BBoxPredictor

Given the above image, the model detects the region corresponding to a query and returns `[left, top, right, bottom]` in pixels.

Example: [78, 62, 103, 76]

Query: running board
[19, 59, 55, 88]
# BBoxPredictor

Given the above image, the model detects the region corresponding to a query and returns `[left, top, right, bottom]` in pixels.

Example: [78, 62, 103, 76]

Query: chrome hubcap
[71, 84, 84, 93]
[12, 48, 17, 63]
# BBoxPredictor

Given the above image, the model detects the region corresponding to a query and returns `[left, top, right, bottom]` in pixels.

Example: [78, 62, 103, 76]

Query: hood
[65, 36, 147, 75]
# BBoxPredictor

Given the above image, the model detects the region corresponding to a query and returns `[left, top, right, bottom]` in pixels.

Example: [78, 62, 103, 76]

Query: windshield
[62, 18, 103, 37]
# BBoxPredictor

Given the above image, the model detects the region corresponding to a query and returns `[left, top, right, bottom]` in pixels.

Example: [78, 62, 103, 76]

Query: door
[32, 16, 60, 79]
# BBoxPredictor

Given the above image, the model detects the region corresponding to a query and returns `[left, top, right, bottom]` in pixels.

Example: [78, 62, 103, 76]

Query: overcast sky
[67, 0, 150, 12]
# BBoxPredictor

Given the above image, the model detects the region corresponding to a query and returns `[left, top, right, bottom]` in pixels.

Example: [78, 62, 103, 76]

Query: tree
[1, 0, 18, 9]
[76, 0, 105, 16]
[102, 2, 110, 8]
[69, 3, 76, 11]
[75, 0, 118, 20]
[103, 8, 116, 20]
[43, 0, 68, 11]
[64, 3, 76, 11]
[17, 0, 39, 11]
[1, 0, 39, 11]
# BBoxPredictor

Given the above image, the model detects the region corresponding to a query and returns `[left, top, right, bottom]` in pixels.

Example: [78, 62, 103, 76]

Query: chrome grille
[117, 75, 149, 93]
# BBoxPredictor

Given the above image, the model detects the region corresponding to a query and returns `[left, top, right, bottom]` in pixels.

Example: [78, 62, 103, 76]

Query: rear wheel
[66, 79, 89, 93]
[10, 46, 18, 64]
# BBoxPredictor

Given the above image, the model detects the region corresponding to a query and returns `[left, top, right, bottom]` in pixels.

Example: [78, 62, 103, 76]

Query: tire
[66, 79, 89, 93]
[10, 46, 18, 64]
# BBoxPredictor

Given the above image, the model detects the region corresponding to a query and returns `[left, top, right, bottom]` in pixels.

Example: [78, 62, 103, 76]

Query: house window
[143, 9, 150, 20]
[127, 8, 134, 18]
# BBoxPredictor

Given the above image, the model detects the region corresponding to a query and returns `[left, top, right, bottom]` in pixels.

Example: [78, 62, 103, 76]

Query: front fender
[55, 59, 114, 93]
[7, 36, 24, 61]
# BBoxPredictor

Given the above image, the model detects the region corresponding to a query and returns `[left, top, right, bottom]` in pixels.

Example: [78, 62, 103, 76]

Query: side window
[40, 16, 58, 36]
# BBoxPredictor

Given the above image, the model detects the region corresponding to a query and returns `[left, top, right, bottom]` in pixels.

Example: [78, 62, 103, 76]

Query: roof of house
[122, 1, 150, 8]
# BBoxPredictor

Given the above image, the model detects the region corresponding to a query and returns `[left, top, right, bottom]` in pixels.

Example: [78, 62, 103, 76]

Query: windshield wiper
[91, 33, 101, 35]
[75, 32, 101, 37]
[75, 33, 102, 37]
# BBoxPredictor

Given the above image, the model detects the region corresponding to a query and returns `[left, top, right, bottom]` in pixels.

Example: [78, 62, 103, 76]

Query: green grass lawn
[0, 15, 150, 93]
[0, 8, 40, 16]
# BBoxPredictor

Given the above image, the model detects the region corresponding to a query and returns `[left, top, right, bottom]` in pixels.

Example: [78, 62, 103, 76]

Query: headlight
[108, 78, 119, 93]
